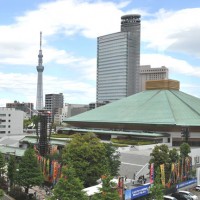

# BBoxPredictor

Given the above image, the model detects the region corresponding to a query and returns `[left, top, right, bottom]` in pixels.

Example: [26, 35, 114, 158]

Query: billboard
[125, 184, 150, 200]
[176, 178, 197, 189]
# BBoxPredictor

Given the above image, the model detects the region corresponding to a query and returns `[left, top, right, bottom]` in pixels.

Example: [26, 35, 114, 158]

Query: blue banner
[125, 184, 150, 200]
[176, 178, 197, 189]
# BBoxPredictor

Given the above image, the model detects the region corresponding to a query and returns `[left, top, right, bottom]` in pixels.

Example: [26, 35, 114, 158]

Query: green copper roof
[20, 136, 69, 146]
[60, 127, 169, 137]
[0, 146, 26, 157]
[65, 90, 200, 126]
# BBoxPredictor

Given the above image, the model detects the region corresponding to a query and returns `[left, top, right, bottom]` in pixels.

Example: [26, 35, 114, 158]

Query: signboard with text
[125, 184, 150, 200]
[176, 178, 197, 189]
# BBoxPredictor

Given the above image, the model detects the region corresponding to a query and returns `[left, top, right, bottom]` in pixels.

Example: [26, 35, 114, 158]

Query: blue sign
[176, 178, 197, 189]
[125, 184, 150, 200]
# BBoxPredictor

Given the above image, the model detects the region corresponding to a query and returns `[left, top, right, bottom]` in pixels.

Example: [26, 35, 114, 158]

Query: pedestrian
[144, 178, 146, 184]
[125, 175, 127, 181]
[133, 173, 136, 180]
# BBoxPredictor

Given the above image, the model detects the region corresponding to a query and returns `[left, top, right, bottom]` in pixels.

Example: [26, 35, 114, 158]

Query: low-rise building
[0, 107, 24, 136]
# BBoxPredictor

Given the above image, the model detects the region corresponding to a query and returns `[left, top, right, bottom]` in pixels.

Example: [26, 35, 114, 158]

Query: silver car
[178, 190, 198, 200]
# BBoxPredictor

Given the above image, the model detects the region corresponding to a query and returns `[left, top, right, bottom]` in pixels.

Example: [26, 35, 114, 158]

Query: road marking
[121, 162, 144, 167]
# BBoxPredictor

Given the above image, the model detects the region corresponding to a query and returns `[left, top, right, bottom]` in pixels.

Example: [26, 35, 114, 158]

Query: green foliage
[169, 148, 180, 163]
[149, 145, 172, 183]
[0, 152, 5, 178]
[112, 143, 128, 147]
[0, 189, 4, 198]
[92, 175, 120, 200]
[104, 143, 121, 177]
[51, 134, 73, 138]
[111, 138, 155, 145]
[149, 168, 164, 200]
[149, 145, 170, 169]
[23, 119, 32, 128]
[50, 166, 87, 200]
[62, 133, 110, 187]
[31, 115, 40, 130]
[15, 148, 44, 193]
[180, 142, 191, 158]
[7, 155, 16, 187]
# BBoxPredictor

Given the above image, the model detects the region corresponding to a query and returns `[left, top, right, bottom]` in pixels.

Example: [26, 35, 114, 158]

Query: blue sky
[0, 0, 200, 107]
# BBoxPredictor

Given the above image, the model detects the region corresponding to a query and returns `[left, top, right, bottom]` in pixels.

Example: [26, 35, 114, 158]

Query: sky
[1, 0, 200, 108]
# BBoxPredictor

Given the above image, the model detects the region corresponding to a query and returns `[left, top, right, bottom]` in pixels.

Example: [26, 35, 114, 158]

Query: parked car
[178, 190, 198, 200]
[195, 185, 200, 191]
[164, 195, 178, 200]
[171, 192, 193, 200]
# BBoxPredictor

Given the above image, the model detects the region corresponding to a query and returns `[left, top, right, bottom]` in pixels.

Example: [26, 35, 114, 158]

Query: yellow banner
[160, 164, 165, 186]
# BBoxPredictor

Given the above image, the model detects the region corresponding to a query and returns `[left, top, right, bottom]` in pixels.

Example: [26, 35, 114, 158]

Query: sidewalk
[29, 186, 48, 200]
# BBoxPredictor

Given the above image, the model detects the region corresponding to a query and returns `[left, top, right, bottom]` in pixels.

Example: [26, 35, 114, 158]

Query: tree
[23, 119, 32, 129]
[0, 151, 5, 179]
[15, 148, 44, 193]
[149, 145, 171, 183]
[92, 175, 120, 200]
[149, 145, 170, 168]
[104, 143, 121, 177]
[62, 133, 110, 187]
[149, 167, 164, 200]
[7, 155, 16, 187]
[180, 142, 191, 158]
[50, 166, 87, 200]
[0, 189, 4, 199]
[169, 148, 179, 163]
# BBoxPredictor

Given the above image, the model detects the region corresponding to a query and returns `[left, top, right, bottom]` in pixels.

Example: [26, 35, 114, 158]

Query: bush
[111, 138, 155, 145]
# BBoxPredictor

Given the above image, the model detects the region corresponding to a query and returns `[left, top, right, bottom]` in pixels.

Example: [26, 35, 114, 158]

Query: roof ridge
[171, 90, 200, 117]
[165, 90, 177, 123]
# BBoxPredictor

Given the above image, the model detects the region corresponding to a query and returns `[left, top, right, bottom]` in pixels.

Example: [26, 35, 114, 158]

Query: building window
[0, 131, 6, 134]
[9, 114, 11, 117]
[8, 125, 10, 128]
[168, 138, 170, 143]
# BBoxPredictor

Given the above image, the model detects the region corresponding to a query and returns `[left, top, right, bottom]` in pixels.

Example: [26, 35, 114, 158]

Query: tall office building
[45, 93, 64, 122]
[36, 32, 44, 110]
[97, 14, 141, 103]
[139, 65, 169, 92]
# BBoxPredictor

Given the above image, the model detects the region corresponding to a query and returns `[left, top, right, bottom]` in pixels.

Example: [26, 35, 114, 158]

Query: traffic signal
[181, 127, 190, 143]
[181, 128, 185, 137]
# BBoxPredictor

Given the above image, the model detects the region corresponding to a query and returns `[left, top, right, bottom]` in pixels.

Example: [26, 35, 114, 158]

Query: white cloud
[142, 8, 200, 57]
[141, 53, 200, 77]
[0, 72, 95, 107]
[1, 0, 200, 106]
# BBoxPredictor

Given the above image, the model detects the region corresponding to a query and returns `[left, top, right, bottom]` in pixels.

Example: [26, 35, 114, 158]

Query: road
[118, 148, 151, 179]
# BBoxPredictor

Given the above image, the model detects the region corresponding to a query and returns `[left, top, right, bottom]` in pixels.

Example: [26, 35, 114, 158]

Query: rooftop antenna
[40, 31, 42, 50]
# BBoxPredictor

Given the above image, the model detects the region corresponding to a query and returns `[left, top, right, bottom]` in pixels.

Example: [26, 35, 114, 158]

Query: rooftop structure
[139, 65, 169, 92]
[6, 101, 34, 118]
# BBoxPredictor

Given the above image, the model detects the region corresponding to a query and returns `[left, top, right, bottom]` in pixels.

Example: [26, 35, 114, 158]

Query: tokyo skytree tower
[36, 32, 44, 110]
